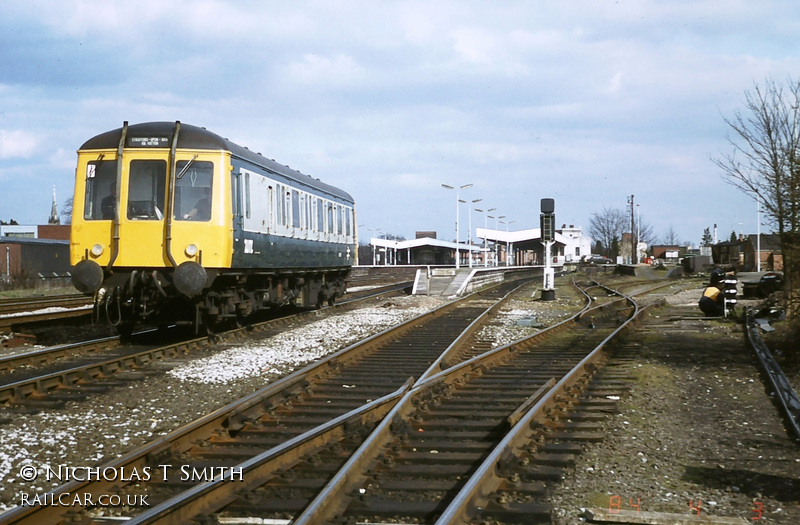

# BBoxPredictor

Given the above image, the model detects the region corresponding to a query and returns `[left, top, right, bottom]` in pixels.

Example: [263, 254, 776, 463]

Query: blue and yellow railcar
[70, 121, 356, 334]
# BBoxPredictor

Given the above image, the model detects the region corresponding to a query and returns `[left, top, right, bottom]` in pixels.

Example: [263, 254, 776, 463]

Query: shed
[0, 237, 71, 281]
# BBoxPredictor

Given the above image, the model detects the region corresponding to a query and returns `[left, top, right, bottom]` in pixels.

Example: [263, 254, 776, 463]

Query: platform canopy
[370, 236, 482, 252]
[368, 236, 483, 266]
[475, 227, 568, 250]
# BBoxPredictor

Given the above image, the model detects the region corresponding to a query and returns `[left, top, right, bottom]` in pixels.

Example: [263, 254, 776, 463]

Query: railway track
[0, 294, 91, 316]
[0, 277, 546, 525]
[0, 275, 657, 525]
[1, 273, 694, 525]
[0, 282, 413, 410]
[0, 295, 93, 333]
[0, 274, 409, 337]
[745, 308, 800, 443]
[294, 280, 646, 524]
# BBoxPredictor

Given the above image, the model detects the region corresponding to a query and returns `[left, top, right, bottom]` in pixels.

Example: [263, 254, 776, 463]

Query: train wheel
[194, 306, 217, 337]
[198, 317, 216, 336]
[117, 322, 135, 339]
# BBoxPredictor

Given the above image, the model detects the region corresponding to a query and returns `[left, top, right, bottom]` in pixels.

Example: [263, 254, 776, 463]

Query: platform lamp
[495, 215, 505, 266]
[468, 198, 481, 267]
[367, 228, 382, 266]
[540, 198, 556, 301]
[442, 183, 472, 269]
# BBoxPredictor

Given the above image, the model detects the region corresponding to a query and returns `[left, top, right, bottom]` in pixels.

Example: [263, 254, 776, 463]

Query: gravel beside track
[551, 286, 800, 524]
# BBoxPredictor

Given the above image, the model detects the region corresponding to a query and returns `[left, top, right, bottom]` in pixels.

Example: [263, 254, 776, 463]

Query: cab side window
[83, 160, 118, 220]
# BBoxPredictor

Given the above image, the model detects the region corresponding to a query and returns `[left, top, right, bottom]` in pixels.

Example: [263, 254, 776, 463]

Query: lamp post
[367, 227, 381, 265]
[636, 204, 640, 264]
[506, 220, 516, 266]
[442, 183, 472, 269]
[496, 215, 505, 266]
[357, 224, 365, 266]
[756, 197, 761, 272]
[468, 198, 482, 267]
[485, 208, 495, 267]
[476, 207, 491, 267]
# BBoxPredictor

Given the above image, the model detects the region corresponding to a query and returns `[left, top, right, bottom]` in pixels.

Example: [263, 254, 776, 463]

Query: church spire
[49, 185, 60, 225]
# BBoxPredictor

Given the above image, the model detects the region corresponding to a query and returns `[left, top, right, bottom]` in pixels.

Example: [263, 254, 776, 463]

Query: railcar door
[120, 158, 169, 266]
[230, 170, 245, 267]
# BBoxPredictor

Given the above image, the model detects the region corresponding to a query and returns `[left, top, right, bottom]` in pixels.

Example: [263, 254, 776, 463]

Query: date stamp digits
[609, 496, 765, 521]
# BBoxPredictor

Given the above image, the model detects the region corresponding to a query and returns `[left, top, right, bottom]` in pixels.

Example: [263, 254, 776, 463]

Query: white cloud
[0, 130, 38, 159]
[283, 53, 366, 87]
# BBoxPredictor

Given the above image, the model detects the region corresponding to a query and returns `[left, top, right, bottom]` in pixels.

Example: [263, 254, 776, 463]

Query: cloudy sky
[1, 1, 798, 247]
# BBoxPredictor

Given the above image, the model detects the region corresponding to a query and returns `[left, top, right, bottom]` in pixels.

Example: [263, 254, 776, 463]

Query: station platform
[411, 266, 544, 296]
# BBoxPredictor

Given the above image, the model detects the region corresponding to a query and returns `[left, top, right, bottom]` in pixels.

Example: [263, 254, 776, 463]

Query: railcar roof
[80, 121, 354, 203]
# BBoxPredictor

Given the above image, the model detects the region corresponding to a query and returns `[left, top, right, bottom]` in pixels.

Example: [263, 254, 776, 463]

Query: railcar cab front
[70, 122, 232, 332]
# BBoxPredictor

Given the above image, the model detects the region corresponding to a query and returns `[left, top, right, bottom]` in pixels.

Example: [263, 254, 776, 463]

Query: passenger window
[174, 160, 213, 221]
[291, 190, 300, 228]
[83, 159, 119, 220]
[127, 160, 166, 220]
[244, 171, 251, 219]
[276, 184, 284, 226]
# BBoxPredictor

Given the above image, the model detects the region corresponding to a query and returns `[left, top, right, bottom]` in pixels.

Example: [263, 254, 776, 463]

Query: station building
[366, 225, 591, 267]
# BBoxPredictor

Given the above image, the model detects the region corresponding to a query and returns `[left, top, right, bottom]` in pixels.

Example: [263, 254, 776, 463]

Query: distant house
[712, 239, 744, 270]
[743, 233, 782, 272]
[651, 245, 684, 261]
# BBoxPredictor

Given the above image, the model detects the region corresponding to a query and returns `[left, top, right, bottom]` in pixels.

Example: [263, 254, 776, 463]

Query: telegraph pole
[628, 194, 635, 264]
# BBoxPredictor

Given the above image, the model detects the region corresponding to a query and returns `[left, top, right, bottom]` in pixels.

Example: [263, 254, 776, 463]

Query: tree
[714, 77, 800, 315]
[701, 227, 713, 247]
[637, 218, 656, 248]
[662, 225, 681, 246]
[588, 207, 627, 258]
[61, 197, 73, 225]
[729, 231, 738, 243]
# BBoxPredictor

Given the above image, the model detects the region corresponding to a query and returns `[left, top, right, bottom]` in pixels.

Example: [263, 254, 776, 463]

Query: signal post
[540, 198, 556, 301]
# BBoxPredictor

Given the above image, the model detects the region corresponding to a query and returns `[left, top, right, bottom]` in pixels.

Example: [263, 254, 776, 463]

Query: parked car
[583, 255, 613, 266]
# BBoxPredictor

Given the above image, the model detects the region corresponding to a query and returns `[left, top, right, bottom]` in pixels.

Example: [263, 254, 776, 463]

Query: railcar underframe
[97, 265, 349, 335]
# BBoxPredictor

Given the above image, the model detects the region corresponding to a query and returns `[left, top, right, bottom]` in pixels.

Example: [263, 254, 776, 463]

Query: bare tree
[662, 225, 681, 246]
[588, 207, 627, 258]
[637, 216, 656, 248]
[61, 197, 73, 225]
[713, 77, 800, 315]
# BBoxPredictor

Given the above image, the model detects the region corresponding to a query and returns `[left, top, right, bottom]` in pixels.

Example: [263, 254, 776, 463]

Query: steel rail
[123, 379, 415, 525]
[0, 294, 90, 315]
[0, 280, 521, 525]
[95, 281, 536, 525]
[744, 307, 800, 443]
[434, 287, 643, 524]
[0, 335, 120, 374]
[0, 305, 93, 332]
[0, 286, 411, 407]
[292, 278, 597, 523]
